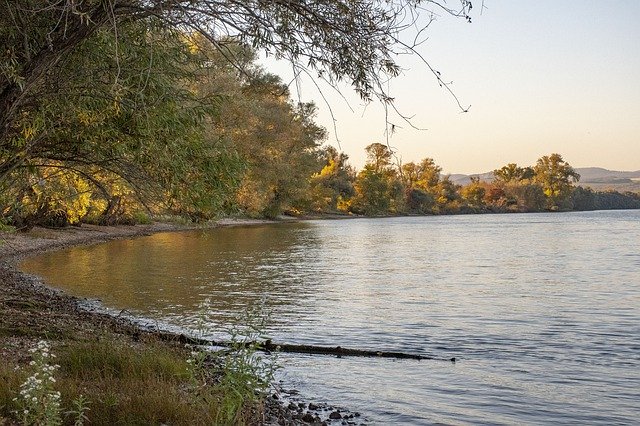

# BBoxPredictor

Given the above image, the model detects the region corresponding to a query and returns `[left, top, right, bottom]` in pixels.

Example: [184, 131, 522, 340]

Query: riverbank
[0, 220, 313, 425]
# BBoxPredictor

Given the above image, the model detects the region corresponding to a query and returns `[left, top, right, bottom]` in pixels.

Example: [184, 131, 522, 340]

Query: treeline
[1, 24, 326, 228]
[294, 145, 640, 216]
[1, 19, 637, 228]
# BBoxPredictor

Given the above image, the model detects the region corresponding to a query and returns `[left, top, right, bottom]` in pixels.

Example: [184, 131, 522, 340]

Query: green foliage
[1, 22, 249, 226]
[571, 187, 640, 211]
[494, 163, 534, 183]
[399, 158, 442, 213]
[349, 143, 399, 215]
[0, 216, 15, 232]
[503, 182, 547, 212]
[306, 147, 356, 213]
[214, 320, 277, 424]
[1, 0, 473, 224]
[1, 24, 329, 224]
[404, 188, 436, 213]
[533, 154, 580, 210]
[460, 178, 486, 210]
[187, 301, 278, 425]
[351, 165, 392, 215]
[310, 148, 631, 217]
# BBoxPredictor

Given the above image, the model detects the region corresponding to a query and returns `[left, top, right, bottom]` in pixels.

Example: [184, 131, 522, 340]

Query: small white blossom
[17, 340, 62, 424]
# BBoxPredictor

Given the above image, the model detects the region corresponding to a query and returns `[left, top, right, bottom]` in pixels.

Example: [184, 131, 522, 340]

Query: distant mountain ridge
[448, 167, 640, 192]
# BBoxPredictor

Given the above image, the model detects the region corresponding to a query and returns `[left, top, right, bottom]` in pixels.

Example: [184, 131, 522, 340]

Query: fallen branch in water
[152, 331, 456, 362]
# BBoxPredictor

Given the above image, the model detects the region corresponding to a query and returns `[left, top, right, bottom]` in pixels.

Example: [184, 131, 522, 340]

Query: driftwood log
[154, 331, 456, 362]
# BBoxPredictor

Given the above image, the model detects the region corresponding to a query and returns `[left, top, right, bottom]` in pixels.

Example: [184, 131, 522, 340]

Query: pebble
[329, 411, 342, 419]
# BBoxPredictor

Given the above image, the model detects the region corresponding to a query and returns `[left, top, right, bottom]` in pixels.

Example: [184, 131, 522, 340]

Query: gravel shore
[0, 221, 365, 425]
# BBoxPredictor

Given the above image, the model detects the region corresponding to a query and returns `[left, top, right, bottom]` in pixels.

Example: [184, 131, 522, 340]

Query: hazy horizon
[260, 1, 640, 175]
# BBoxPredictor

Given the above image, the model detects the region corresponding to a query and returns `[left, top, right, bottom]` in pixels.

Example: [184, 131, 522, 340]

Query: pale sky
[260, 1, 640, 174]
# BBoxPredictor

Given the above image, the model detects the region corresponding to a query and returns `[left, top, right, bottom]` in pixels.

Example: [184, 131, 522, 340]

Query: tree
[351, 143, 399, 215]
[1, 0, 473, 183]
[533, 154, 580, 210]
[571, 186, 596, 211]
[415, 158, 443, 192]
[503, 182, 546, 212]
[365, 143, 394, 173]
[435, 176, 461, 211]
[306, 147, 355, 213]
[399, 158, 442, 213]
[351, 165, 392, 215]
[460, 176, 486, 210]
[0, 24, 249, 226]
[494, 163, 534, 183]
[214, 70, 326, 218]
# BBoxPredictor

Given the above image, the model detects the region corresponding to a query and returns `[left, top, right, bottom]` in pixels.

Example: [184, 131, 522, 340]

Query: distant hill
[447, 168, 640, 192]
[574, 168, 640, 192]
[574, 167, 640, 182]
[449, 172, 493, 186]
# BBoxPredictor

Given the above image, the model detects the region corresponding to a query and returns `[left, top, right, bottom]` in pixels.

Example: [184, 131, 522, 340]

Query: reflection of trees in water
[22, 224, 319, 329]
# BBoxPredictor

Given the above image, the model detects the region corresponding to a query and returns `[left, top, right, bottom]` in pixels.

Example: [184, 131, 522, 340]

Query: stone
[329, 411, 342, 420]
[301, 412, 315, 423]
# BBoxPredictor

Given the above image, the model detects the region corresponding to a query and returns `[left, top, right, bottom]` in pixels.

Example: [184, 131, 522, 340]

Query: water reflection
[21, 211, 640, 424]
[22, 223, 319, 330]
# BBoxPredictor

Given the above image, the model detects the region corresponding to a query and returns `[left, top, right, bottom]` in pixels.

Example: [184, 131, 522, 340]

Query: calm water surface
[21, 211, 640, 424]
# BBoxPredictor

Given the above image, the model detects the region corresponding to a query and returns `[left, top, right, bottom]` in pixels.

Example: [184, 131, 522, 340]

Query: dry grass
[0, 337, 266, 425]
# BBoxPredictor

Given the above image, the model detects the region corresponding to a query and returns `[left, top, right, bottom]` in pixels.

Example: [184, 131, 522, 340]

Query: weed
[14, 340, 62, 425]
[132, 211, 152, 224]
[66, 395, 90, 426]
[188, 302, 279, 424]
[0, 216, 15, 232]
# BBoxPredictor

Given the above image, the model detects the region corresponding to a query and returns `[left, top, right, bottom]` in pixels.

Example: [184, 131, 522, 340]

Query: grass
[0, 337, 267, 425]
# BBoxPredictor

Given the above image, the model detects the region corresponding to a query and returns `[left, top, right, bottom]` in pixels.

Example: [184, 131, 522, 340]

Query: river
[21, 211, 640, 424]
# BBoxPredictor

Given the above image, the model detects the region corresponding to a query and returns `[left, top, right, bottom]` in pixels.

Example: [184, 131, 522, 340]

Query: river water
[21, 211, 640, 424]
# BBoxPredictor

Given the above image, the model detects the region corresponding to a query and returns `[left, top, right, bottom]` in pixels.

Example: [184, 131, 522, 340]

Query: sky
[260, 1, 640, 174]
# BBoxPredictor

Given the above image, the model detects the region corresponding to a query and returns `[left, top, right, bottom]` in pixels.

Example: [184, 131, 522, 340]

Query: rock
[301, 413, 315, 423]
[308, 403, 319, 410]
[329, 411, 342, 420]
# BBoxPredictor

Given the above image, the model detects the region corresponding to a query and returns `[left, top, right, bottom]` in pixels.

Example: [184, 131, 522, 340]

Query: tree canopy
[1, 0, 474, 226]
